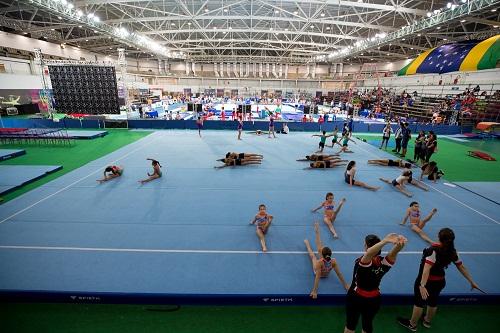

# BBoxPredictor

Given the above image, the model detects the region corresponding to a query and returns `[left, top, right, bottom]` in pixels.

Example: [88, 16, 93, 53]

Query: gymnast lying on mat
[304, 160, 347, 169]
[225, 152, 263, 160]
[214, 156, 262, 169]
[297, 154, 340, 162]
[368, 159, 412, 169]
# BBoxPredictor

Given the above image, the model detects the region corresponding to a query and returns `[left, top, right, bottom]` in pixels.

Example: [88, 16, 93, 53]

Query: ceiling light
[451, 4, 457, 10]
[67, 4, 74, 10]
[76, 10, 83, 17]
[293, 10, 298, 14]
[204, 8, 209, 12]
[188, 22, 192, 25]
[58, 16, 62, 19]
[443, 38, 448, 41]
[93, 16, 100, 22]
[358, 0, 363, 3]
[492, 9, 497, 12]
[410, 47, 414, 50]
[326, 27, 330, 30]
[402, 38, 406, 41]
[320, 13, 325, 17]
[51, 28, 55, 31]
[213, 26, 217, 29]
[23, 32, 28, 34]
[417, 33, 421, 36]
[494, 25, 499, 28]
[461, 0, 466, 2]
[426, 12, 432, 17]
[85, 39, 88, 41]
[171, 23, 175, 26]
[224, 9, 228, 13]
[436, 26, 441, 29]
[229, 26, 232, 30]
[310, 25, 314, 28]
[460, 19, 466, 23]
[87, 13, 94, 18]
[433, 10, 440, 14]
[370, 58, 374, 60]
[447, 3, 452, 9]
[285, 28, 289, 31]
[275, 9, 280, 14]
[360, 53, 364, 55]
[78, 25, 82, 28]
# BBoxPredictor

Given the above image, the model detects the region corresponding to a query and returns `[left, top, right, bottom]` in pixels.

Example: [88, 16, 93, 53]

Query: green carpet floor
[0, 303, 498, 333]
[0, 129, 152, 203]
[355, 134, 500, 182]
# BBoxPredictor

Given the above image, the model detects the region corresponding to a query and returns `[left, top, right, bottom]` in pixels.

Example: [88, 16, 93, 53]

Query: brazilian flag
[399, 34, 500, 75]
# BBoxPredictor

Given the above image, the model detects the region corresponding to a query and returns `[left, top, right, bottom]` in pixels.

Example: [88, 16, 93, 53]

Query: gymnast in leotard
[311, 192, 346, 238]
[225, 152, 263, 160]
[214, 157, 262, 169]
[400, 202, 437, 244]
[305, 222, 349, 299]
[297, 154, 340, 162]
[139, 158, 162, 184]
[237, 117, 243, 140]
[250, 204, 274, 252]
[368, 159, 412, 168]
[337, 133, 356, 153]
[379, 169, 413, 197]
[97, 165, 123, 183]
[304, 160, 347, 169]
[344, 161, 380, 191]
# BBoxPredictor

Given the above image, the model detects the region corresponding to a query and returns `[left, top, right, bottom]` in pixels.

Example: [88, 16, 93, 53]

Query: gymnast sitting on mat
[379, 169, 413, 197]
[368, 159, 412, 169]
[305, 222, 349, 299]
[304, 160, 347, 169]
[225, 152, 263, 160]
[214, 157, 262, 169]
[344, 161, 380, 191]
[400, 202, 437, 244]
[250, 204, 273, 252]
[297, 154, 340, 162]
[139, 158, 162, 184]
[97, 165, 123, 183]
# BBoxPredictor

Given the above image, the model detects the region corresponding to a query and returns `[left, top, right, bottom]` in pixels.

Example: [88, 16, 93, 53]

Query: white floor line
[0, 133, 160, 225]
[0, 245, 499, 255]
[353, 139, 500, 225]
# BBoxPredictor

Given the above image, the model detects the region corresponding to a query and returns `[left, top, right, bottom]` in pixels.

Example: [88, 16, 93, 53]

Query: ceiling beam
[75, 0, 428, 15]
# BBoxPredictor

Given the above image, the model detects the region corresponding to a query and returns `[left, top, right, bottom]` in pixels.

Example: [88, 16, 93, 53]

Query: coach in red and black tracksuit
[397, 228, 480, 331]
[344, 233, 407, 333]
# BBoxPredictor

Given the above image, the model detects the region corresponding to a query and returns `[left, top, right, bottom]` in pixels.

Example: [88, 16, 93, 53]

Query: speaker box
[238, 105, 243, 113]
[245, 104, 252, 113]
[304, 105, 310, 114]
[187, 103, 194, 111]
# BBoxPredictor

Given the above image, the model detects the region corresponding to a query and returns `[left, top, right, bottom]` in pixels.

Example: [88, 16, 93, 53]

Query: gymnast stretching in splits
[311, 192, 346, 238]
[97, 165, 123, 183]
[305, 222, 349, 299]
[305, 159, 347, 169]
[297, 154, 340, 162]
[400, 202, 437, 244]
[250, 204, 274, 252]
[379, 169, 413, 197]
[139, 158, 162, 184]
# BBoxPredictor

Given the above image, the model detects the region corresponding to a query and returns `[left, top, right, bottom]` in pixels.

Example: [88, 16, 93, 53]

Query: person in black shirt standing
[344, 233, 407, 333]
[397, 228, 481, 331]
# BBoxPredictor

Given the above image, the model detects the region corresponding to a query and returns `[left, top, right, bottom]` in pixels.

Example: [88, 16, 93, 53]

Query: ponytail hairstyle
[346, 161, 356, 171]
[434, 228, 457, 268]
[322, 247, 332, 261]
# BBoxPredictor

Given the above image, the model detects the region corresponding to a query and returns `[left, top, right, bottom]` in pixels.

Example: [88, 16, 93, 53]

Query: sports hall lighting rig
[23, 0, 185, 59]
[323, 0, 500, 62]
